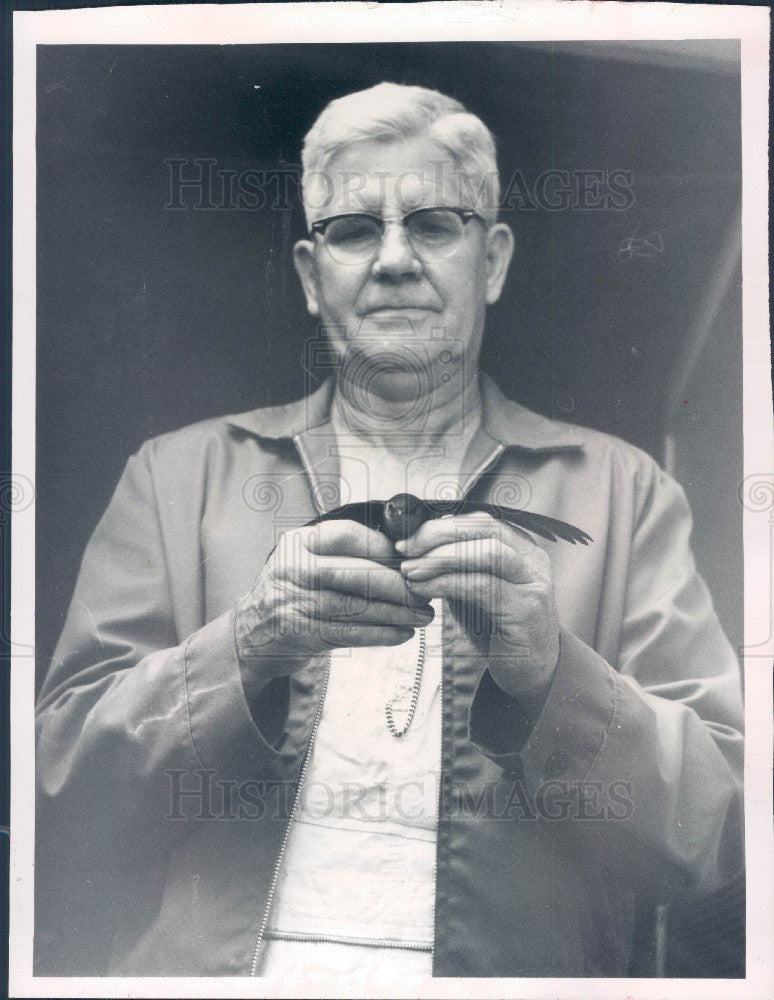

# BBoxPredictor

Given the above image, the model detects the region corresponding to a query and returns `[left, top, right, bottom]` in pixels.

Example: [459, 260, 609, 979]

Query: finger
[406, 572, 491, 604]
[283, 554, 427, 608]
[406, 571, 510, 607]
[302, 520, 395, 565]
[398, 512, 502, 558]
[401, 537, 534, 584]
[318, 624, 417, 649]
[315, 591, 435, 627]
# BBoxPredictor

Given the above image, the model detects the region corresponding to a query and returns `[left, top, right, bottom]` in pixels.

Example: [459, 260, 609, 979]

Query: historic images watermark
[165, 768, 635, 823]
[163, 159, 635, 214]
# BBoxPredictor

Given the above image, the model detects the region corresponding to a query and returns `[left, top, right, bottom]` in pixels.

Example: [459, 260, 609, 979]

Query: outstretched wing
[304, 501, 386, 534]
[424, 499, 592, 545]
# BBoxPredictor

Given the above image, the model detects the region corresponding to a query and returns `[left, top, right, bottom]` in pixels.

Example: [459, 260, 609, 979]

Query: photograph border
[10, 3, 774, 998]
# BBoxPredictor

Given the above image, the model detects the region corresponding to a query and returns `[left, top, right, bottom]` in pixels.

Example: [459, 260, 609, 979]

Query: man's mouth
[362, 305, 438, 315]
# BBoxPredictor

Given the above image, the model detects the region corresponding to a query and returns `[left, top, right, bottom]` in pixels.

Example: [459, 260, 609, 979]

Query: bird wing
[304, 501, 385, 533]
[424, 499, 592, 545]
[263, 501, 386, 564]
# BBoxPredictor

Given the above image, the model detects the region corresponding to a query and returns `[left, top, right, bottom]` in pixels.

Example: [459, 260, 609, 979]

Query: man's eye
[410, 211, 460, 245]
[326, 217, 380, 247]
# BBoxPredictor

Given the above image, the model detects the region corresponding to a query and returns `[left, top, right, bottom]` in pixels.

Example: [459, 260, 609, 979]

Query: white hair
[300, 82, 500, 228]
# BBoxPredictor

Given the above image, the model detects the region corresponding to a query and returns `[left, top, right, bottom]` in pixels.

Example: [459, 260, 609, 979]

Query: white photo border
[11, 2, 773, 998]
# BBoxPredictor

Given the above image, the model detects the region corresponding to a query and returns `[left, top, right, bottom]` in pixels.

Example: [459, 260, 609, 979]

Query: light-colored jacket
[35, 374, 743, 976]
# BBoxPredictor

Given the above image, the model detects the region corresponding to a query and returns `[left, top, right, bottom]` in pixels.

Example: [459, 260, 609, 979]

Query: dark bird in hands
[304, 493, 592, 546]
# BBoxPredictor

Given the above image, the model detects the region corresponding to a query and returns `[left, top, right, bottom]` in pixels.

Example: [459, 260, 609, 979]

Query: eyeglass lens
[322, 209, 466, 263]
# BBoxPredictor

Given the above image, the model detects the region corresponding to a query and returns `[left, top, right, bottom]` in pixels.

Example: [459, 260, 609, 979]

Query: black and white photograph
[9, 2, 774, 997]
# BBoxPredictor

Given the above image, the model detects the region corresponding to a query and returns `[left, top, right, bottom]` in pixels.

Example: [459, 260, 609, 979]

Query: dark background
[34, 40, 745, 979]
[36, 39, 743, 680]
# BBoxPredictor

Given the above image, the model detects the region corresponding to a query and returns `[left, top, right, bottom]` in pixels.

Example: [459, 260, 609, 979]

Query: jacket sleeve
[469, 458, 744, 900]
[36, 445, 294, 850]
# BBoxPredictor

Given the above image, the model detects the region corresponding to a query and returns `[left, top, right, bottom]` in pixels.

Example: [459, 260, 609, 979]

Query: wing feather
[303, 501, 385, 533]
[426, 499, 592, 545]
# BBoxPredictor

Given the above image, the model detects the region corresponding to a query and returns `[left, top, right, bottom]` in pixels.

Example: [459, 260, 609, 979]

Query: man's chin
[342, 338, 428, 371]
[336, 344, 461, 405]
[345, 312, 448, 360]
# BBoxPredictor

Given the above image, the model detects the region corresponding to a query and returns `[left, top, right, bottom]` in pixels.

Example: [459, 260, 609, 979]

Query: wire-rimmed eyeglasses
[310, 206, 487, 265]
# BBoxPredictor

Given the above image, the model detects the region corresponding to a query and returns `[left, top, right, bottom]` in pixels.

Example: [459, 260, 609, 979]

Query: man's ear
[484, 223, 515, 305]
[293, 240, 320, 317]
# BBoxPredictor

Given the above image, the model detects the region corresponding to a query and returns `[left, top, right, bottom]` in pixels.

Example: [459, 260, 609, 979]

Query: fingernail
[400, 560, 418, 574]
[394, 540, 406, 553]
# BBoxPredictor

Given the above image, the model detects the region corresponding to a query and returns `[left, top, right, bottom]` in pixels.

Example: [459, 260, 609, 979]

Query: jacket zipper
[248, 658, 331, 976]
[430, 629, 444, 976]
[248, 431, 336, 973]
[431, 443, 505, 975]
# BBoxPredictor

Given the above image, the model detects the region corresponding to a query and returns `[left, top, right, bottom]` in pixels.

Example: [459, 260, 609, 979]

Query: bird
[303, 493, 592, 547]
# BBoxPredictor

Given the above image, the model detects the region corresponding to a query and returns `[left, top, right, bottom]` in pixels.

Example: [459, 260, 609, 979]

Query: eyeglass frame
[309, 206, 489, 262]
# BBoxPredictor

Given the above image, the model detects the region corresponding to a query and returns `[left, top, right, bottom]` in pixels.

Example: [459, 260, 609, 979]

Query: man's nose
[372, 220, 421, 278]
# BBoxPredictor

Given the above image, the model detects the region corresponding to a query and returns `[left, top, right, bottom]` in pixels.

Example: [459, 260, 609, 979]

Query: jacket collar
[226, 373, 585, 453]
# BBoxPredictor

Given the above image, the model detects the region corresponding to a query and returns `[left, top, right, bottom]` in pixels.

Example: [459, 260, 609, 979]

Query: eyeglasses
[310, 207, 487, 265]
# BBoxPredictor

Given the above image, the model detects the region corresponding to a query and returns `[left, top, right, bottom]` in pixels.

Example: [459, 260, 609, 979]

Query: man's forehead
[306, 138, 468, 218]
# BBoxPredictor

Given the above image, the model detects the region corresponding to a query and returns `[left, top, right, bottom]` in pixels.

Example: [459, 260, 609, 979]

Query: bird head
[383, 493, 427, 542]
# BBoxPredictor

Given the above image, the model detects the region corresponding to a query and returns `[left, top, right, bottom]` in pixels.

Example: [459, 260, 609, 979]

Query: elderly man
[35, 82, 743, 980]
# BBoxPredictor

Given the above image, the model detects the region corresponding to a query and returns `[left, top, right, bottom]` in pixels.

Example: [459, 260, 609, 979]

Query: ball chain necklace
[384, 626, 427, 738]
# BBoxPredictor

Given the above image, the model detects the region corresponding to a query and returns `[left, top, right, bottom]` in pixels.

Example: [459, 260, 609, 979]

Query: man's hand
[235, 520, 434, 682]
[396, 512, 560, 698]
